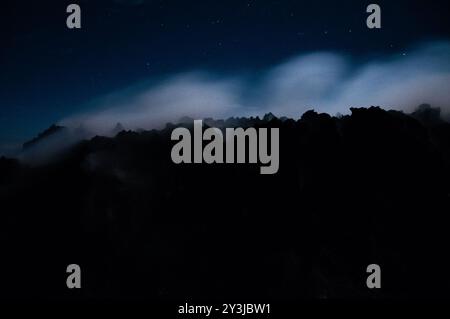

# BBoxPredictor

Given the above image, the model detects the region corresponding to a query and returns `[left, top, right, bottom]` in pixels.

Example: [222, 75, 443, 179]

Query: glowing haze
[61, 41, 450, 135]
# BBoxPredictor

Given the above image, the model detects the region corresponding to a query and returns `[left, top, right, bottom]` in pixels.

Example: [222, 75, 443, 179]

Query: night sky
[1, 0, 450, 153]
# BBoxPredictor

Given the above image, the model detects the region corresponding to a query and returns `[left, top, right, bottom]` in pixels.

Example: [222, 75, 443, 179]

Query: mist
[61, 41, 450, 134]
[10, 41, 450, 162]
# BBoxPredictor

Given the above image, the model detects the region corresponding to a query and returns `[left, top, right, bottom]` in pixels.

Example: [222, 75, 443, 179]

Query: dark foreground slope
[1, 106, 450, 301]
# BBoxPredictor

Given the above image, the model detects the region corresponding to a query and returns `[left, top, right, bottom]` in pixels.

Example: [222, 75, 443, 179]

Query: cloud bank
[62, 41, 450, 134]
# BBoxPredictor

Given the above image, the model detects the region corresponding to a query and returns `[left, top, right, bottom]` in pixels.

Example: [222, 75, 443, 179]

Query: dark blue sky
[1, 0, 450, 151]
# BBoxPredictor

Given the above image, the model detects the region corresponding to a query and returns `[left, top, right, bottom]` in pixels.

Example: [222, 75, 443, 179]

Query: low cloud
[62, 41, 450, 133]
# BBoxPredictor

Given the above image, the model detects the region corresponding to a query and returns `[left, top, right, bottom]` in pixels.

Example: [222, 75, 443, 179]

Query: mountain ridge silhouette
[1, 105, 450, 300]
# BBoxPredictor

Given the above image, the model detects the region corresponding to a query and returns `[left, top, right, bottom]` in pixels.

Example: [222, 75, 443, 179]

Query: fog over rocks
[1, 106, 450, 300]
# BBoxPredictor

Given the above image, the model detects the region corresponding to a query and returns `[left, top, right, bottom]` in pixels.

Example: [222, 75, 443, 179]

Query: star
[210, 18, 223, 25]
